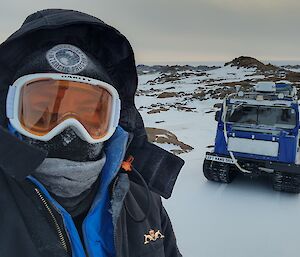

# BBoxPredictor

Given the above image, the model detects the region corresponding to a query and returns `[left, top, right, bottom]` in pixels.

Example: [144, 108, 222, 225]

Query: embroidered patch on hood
[46, 44, 88, 74]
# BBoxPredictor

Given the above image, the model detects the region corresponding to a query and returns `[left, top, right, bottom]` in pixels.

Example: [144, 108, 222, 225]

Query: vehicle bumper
[205, 152, 300, 175]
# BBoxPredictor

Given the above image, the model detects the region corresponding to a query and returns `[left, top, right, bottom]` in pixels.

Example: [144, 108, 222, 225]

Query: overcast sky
[1, 0, 300, 64]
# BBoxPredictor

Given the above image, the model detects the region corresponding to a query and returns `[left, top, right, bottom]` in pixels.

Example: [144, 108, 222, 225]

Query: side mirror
[215, 110, 221, 121]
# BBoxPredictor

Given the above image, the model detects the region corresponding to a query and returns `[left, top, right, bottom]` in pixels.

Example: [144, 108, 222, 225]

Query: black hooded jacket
[0, 9, 184, 257]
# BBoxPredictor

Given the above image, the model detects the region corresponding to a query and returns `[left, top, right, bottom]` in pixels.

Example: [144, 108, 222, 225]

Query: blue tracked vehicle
[204, 81, 300, 193]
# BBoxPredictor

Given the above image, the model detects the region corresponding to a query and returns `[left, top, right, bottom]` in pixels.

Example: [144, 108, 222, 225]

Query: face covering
[23, 127, 106, 215]
[34, 156, 106, 197]
[33, 154, 106, 215]
[22, 127, 103, 161]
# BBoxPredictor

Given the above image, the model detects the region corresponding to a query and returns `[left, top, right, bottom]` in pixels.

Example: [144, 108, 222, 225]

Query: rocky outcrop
[146, 127, 194, 154]
[225, 56, 278, 72]
[137, 64, 220, 75]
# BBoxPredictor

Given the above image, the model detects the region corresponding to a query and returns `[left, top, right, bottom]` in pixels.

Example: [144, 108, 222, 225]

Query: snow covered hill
[136, 57, 300, 257]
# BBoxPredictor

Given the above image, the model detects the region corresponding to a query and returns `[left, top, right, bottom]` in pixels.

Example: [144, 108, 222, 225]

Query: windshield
[226, 105, 297, 129]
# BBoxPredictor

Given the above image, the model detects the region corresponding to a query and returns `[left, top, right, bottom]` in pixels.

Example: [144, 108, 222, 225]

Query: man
[0, 9, 184, 257]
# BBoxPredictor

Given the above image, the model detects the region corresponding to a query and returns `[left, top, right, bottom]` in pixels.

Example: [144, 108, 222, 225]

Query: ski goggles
[6, 73, 121, 143]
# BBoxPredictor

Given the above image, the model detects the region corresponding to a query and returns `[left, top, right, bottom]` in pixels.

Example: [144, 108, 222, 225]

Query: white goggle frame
[6, 73, 121, 144]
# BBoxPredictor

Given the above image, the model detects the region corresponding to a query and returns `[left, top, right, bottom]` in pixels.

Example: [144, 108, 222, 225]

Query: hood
[0, 9, 184, 199]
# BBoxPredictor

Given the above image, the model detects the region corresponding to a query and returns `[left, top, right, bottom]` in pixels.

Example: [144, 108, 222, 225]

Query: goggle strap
[6, 85, 16, 119]
[113, 98, 121, 128]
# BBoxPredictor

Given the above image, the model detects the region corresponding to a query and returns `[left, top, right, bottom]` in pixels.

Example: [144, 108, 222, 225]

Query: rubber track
[203, 159, 234, 183]
[273, 171, 300, 193]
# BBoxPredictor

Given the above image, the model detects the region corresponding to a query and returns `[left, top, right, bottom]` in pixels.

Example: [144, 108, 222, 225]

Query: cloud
[208, 0, 300, 12]
[0, 0, 300, 63]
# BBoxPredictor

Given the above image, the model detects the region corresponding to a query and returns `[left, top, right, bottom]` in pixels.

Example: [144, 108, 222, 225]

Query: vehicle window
[227, 105, 257, 125]
[258, 107, 296, 129]
[226, 105, 296, 129]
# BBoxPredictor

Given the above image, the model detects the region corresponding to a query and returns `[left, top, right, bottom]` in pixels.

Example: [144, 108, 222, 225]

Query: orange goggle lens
[19, 79, 113, 139]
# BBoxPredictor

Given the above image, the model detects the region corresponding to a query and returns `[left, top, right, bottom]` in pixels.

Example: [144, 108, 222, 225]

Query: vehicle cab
[204, 81, 300, 193]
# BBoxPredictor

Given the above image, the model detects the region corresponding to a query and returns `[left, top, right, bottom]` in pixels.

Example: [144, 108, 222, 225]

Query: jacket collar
[0, 127, 47, 180]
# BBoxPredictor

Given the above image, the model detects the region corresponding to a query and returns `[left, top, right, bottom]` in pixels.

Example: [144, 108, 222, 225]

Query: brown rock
[157, 92, 178, 98]
[146, 127, 194, 155]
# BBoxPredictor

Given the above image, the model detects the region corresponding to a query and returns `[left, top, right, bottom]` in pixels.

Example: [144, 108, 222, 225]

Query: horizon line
[137, 59, 300, 66]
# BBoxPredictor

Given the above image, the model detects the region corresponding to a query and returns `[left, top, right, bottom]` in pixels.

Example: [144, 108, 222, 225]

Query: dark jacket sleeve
[160, 202, 182, 257]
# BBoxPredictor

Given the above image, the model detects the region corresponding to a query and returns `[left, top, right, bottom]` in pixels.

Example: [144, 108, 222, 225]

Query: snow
[136, 70, 300, 257]
[281, 67, 300, 73]
[206, 65, 257, 80]
[287, 68, 300, 73]
[198, 65, 265, 85]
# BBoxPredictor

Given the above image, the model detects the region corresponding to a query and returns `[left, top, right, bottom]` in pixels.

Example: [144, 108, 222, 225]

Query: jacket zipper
[112, 176, 120, 254]
[34, 187, 69, 254]
[112, 177, 119, 256]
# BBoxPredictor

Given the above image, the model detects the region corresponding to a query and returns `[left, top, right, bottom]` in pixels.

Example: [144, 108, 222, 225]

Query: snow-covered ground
[136, 65, 300, 257]
[286, 68, 300, 73]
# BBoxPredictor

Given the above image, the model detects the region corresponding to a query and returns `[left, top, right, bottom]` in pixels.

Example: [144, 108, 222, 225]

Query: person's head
[6, 43, 120, 161]
[0, 9, 142, 162]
